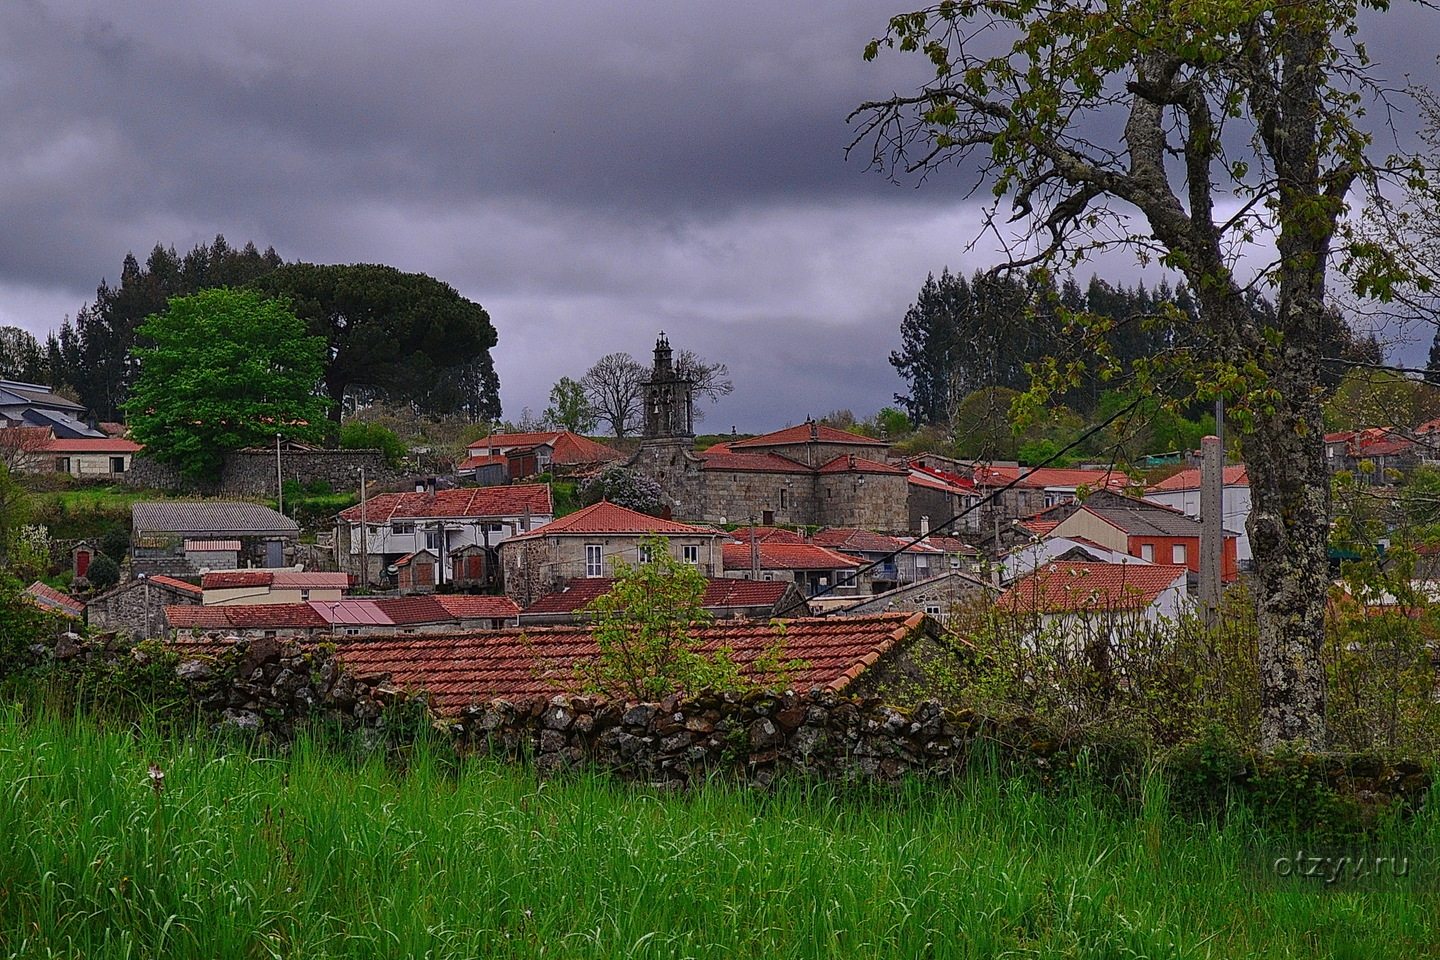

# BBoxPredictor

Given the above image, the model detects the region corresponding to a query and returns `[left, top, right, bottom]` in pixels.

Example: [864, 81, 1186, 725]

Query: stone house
[810, 528, 946, 594]
[626, 336, 910, 531]
[720, 540, 863, 602]
[840, 569, 994, 624]
[131, 502, 300, 577]
[497, 500, 726, 607]
[337, 484, 553, 588]
[87, 574, 203, 640]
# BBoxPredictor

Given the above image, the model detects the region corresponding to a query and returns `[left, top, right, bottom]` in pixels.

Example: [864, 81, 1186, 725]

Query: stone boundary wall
[448, 690, 1434, 822]
[120, 449, 400, 496]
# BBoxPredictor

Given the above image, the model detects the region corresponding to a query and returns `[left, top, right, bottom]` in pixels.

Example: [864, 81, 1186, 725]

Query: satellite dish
[386, 565, 399, 575]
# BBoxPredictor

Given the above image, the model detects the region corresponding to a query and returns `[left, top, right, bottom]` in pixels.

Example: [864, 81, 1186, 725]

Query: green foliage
[0, 462, 32, 566]
[2, 713, 1439, 957]
[579, 465, 663, 514]
[126, 289, 331, 481]
[575, 537, 741, 700]
[86, 555, 120, 593]
[1325, 368, 1440, 432]
[98, 525, 130, 561]
[338, 420, 408, 467]
[0, 576, 67, 682]
[248, 263, 501, 422]
[542, 376, 598, 433]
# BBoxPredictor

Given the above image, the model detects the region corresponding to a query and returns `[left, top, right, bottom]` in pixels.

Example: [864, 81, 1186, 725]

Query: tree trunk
[1239, 339, 1331, 750]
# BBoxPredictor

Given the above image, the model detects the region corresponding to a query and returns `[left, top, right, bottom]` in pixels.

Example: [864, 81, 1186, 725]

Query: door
[266, 540, 284, 567]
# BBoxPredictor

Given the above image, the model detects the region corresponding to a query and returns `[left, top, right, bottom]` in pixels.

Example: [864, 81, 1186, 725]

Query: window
[1140, 543, 1155, 562]
[924, 603, 943, 616]
[682, 545, 699, 565]
[300, 589, 310, 601]
[110, 456, 126, 473]
[638, 544, 654, 564]
[54, 457, 70, 474]
[763, 573, 773, 581]
[425, 529, 441, 551]
[1172, 543, 1188, 564]
[345, 628, 360, 636]
[392, 521, 415, 535]
[779, 488, 787, 509]
[585, 544, 604, 577]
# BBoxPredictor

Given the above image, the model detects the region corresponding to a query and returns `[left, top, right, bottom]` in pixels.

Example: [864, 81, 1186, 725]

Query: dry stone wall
[122, 449, 398, 496]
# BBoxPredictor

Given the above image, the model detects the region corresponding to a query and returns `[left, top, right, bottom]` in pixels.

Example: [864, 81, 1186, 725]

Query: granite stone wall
[120, 449, 398, 496]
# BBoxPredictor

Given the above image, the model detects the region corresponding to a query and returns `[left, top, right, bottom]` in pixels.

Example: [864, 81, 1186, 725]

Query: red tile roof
[45, 438, 143, 453]
[1017, 520, 1061, 536]
[430, 595, 522, 620]
[25, 581, 84, 618]
[457, 454, 506, 470]
[997, 562, 1187, 614]
[699, 451, 811, 473]
[722, 542, 861, 571]
[811, 528, 937, 554]
[726, 526, 807, 544]
[508, 501, 721, 540]
[815, 455, 907, 475]
[150, 575, 202, 595]
[168, 613, 936, 713]
[521, 577, 792, 616]
[729, 424, 888, 449]
[972, 465, 1129, 490]
[202, 571, 273, 589]
[1147, 466, 1250, 492]
[907, 469, 974, 493]
[466, 431, 625, 465]
[339, 484, 553, 522]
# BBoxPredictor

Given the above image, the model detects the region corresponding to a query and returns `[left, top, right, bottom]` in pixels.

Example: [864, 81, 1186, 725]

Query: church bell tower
[642, 333, 694, 439]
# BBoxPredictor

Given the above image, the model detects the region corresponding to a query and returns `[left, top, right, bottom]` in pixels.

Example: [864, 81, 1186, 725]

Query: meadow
[1, 708, 1436, 959]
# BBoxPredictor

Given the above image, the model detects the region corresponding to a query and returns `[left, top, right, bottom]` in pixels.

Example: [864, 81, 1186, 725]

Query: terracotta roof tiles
[508, 501, 721, 540]
[339, 485, 553, 522]
[729, 424, 888, 449]
[997, 562, 1187, 614]
[721, 542, 861, 571]
[521, 577, 791, 617]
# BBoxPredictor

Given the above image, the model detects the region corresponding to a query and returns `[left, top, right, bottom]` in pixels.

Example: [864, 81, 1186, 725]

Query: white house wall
[347, 513, 553, 582]
[1144, 486, 1253, 562]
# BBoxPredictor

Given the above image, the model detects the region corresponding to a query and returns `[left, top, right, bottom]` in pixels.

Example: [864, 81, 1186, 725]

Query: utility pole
[358, 464, 368, 589]
[276, 433, 284, 516]
[1199, 429, 1224, 626]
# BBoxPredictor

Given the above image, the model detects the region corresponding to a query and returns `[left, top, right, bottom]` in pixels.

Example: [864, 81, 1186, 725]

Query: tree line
[0, 235, 502, 426]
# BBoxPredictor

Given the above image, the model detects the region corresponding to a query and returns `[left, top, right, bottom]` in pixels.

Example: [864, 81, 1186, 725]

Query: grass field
[2, 708, 1437, 959]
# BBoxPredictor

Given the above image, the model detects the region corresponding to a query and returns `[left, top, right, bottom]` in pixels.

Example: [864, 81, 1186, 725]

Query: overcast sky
[1, 1, 1436, 431]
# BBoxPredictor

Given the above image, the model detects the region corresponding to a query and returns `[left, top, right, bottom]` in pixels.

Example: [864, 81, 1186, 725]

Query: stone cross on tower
[642, 332, 694, 439]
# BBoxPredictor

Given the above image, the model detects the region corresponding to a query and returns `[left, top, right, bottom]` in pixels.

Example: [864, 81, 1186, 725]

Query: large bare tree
[852, 0, 1413, 748]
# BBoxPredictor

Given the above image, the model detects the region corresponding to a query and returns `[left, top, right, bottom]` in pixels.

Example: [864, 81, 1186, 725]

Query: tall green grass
[2, 706, 1437, 959]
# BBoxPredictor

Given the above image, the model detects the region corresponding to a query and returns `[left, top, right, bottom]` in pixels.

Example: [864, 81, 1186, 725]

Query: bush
[86, 555, 120, 593]
[99, 525, 129, 560]
[579, 466, 662, 515]
[339, 421, 409, 467]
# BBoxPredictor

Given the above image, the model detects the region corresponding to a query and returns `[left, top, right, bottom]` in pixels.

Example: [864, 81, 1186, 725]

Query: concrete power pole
[1199, 434, 1223, 625]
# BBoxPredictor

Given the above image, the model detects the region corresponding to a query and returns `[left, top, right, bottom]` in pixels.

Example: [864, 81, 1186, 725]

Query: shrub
[579, 466, 662, 515]
[339, 421, 408, 467]
[99, 524, 130, 560]
[86, 555, 120, 593]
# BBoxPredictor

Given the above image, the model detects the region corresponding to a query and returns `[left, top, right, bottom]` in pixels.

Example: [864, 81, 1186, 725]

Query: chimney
[426, 477, 437, 499]
[1199, 435, 1223, 625]
[920, 516, 930, 537]
[809, 419, 819, 442]
[414, 478, 425, 495]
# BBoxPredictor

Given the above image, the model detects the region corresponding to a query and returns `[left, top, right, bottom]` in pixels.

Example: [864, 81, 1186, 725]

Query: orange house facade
[1044, 491, 1239, 582]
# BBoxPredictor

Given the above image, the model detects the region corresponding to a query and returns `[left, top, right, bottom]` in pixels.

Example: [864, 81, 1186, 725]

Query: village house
[840, 569, 994, 624]
[517, 576, 808, 626]
[498, 500, 726, 607]
[87, 574, 204, 639]
[164, 593, 520, 640]
[997, 534, 1152, 585]
[131, 501, 301, 577]
[459, 430, 626, 483]
[0, 379, 106, 438]
[810, 528, 946, 594]
[201, 570, 351, 606]
[996, 561, 1191, 649]
[1144, 465, 1254, 565]
[0, 426, 142, 477]
[626, 335, 911, 531]
[720, 540, 863, 602]
[1041, 488, 1240, 581]
[336, 483, 554, 588]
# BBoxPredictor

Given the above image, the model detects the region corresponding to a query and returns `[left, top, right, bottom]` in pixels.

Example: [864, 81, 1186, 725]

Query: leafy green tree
[86, 554, 120, 593]
[248, 263, 500, 422]
[338, 420, 409, 467]
[854, 0, 1409, 748]
[0, 463, 32, 568]
[543, 376, 598, 433]
[575, 537, 741, 701]
[126, 289, 330, 481]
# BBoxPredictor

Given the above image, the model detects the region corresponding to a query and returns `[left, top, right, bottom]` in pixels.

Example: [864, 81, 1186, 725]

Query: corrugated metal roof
[133, 501, 298, 537]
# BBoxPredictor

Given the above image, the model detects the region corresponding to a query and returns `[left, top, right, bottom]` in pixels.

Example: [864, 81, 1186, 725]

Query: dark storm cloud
[0, 1, 1435, 427]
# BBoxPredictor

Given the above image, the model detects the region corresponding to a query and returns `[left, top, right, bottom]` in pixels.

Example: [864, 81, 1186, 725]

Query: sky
[1, 1, 1437, 432]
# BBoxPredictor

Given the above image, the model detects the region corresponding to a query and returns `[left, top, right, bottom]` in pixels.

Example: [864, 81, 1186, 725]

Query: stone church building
[628, 335, 910, 532]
